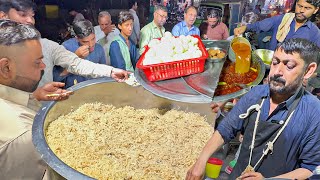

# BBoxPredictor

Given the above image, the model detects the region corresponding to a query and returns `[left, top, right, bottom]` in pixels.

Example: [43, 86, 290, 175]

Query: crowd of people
[0, 0, 320, 179]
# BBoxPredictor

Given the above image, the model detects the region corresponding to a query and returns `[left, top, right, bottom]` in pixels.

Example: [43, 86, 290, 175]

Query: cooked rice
[46, 103, 213, 179]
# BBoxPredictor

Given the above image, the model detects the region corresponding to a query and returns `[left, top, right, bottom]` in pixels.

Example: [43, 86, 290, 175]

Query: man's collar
[151, 21, 158, 28]
[151, 21, 164, 30]
[283, 86, 303, 109]
[294, 18, 312, 29]
[267, 85, 303, 109]
[182, 21, 194, 29]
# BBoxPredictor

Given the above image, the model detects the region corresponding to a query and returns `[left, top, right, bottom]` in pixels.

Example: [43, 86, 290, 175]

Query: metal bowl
[32, 78, 215, 180]
[212, 52, 266, 102]
[206, 47, 227, 63]
[254, 49, 274, 68]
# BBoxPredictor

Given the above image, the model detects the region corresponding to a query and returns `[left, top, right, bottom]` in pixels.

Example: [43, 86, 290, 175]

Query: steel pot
[32, 78, 215, 180]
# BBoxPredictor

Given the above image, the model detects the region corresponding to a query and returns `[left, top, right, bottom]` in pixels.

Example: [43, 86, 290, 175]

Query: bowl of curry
[212, 53, 266, 102]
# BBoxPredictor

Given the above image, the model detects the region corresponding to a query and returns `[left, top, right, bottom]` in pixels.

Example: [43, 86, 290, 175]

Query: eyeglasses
[156, 12, 168, 20]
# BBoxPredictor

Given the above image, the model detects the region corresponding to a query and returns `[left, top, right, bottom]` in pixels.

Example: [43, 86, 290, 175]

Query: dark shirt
[247, 14, 320, 50]
[109, 34, 139, 71]
[53, 38, 106, 89]
[217, 85, 320, 171]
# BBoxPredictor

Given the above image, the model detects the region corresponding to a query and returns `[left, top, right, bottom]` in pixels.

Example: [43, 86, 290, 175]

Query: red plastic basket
[136, 35, 209, 82]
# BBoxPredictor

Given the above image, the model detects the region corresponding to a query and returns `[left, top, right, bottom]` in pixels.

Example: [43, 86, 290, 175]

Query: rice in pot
[46, 103, 213, 179]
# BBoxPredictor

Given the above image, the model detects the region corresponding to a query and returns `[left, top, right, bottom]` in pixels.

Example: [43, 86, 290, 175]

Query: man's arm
[41, 38, 113, 78]
[222, 24, 230, 40]
[186, 131, 225, 179]
[139, 28, 151, 54]
[273, 168, 312, 179]
[239, 168, 312, 180]
[246, 15, 282, 33]
[234, 15, 281, 36]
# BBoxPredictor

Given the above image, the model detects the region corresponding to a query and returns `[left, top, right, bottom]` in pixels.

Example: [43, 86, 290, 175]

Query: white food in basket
[143, 32, 203, 65]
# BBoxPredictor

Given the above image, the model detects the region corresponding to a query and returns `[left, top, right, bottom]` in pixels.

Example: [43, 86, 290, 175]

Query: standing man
[186, 38, 320, 179]
[0, 0, 129, 87]
[234, 0, 320, 50]
[139, 4, 167, 54]
[0, 19, 70, 179]
[94, 11, 120, 65]
[109, 11, 139, 72]
[54, 20, 106, 89]
[129, 0, 140, 46]
[172, 6, 200, 36]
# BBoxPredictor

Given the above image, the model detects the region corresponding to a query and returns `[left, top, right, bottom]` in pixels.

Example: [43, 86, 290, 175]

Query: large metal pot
[32, 78, 215, 180]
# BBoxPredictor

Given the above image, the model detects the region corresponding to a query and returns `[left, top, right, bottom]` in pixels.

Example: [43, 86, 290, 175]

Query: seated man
[53, 19, 106, 89]
[172, 6, 200, 36]
[94, 11, 120, 65]
[139, 4, 167, 54]
[0, 19, 71, 179]
[206, 9, 229, 40]
[109, 11, 139, 72]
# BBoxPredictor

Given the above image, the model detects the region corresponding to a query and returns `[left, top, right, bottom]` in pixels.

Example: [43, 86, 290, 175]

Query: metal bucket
[32, 78, 215, 180]
[254, 49, 274, 68]
[228, 36, 252, 62]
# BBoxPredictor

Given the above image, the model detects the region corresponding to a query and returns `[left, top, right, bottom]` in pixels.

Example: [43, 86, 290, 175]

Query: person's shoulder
[94, 43, 104, 51]
[141, 22, 153, 32]
[110, 40, 120, 49]
[220, 22, 228, 28]
[172, 22, 182, 30]
[247, 84, 269, 97]
[108, 28, 120, 38]
[94, 25, 100, 31]
[272, 14, 286, 22]
[62, 38, 77, 47]
[308, 22, 320, 32]
[40, 38, 59, 46]
[62, 38, 76, 44]
[302, 91, 320, 106]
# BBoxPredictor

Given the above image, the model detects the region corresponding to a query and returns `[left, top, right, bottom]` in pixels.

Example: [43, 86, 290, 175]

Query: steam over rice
[46, 103, 213, 179]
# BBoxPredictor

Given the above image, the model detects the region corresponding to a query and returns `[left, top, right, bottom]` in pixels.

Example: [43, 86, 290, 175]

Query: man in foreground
[187, 38, 320, 179]
[0, 19, 70, 179]
[0, 0, 129, 88]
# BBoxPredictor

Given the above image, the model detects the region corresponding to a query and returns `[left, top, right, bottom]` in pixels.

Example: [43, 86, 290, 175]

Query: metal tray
[135, 40, 266, 103]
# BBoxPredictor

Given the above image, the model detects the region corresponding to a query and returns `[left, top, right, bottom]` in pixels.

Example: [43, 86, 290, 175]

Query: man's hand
[75, 45, 90, 58]
[210, 101, 228, 113]
[234, 26, 247, 37]
[33, 82, 73, 101]
[185, 163, 205, 180]
[238, 172, 265, 180]
[111, 68, 130, 82]
[103, 24, 116, 35]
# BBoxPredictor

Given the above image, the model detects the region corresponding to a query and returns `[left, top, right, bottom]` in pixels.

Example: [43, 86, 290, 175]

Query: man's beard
[295, 13, 307, 23]
[269, 72, 304, 95]
[11, 70, 44, 92]
[211, 22, 219, 29]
